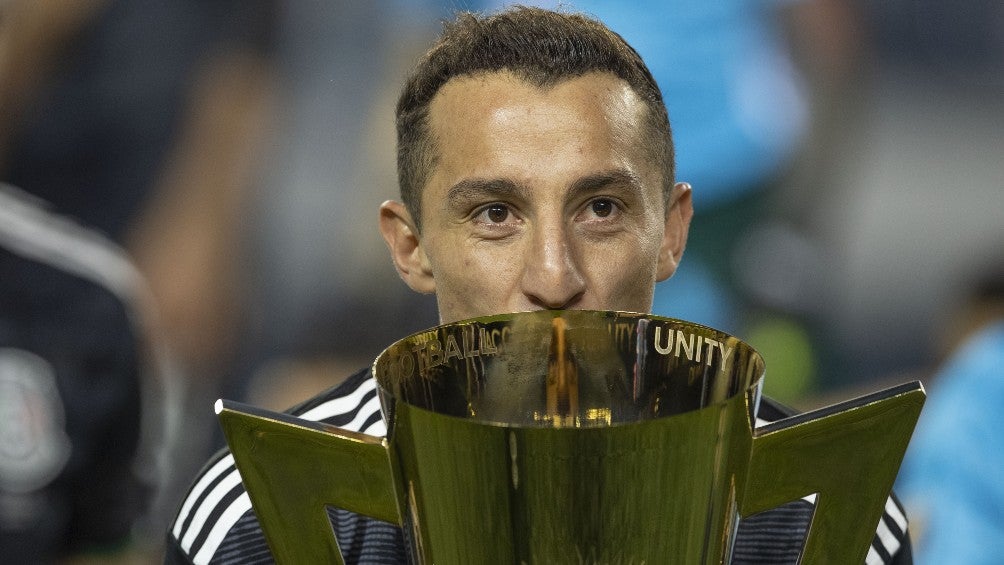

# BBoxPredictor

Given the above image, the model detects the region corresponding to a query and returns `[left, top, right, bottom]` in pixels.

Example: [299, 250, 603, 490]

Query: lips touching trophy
[217, 310, 924, 564]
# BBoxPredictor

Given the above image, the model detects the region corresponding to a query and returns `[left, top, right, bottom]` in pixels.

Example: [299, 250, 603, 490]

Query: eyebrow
[446, 177, 533, 209]
[567, 169, 643, 198]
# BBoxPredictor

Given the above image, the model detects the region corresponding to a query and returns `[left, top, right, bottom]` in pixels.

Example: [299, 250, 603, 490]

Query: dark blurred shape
[0, 0, 279, 558]
[864, 0, 1004, 79]
[0, 184, 167, 563]
[0, 0, 277, 241]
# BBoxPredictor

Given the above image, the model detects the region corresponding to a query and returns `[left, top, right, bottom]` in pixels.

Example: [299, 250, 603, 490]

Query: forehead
[431, 70, 642, 121]
[424, 71, 657, 197]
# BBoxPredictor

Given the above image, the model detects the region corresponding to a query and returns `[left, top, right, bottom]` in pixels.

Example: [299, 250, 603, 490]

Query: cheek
[433, 243, 520, 298]
[460, 248, 522, 292]
[605, 257, 656, 291]
[586, 235, 662, 300]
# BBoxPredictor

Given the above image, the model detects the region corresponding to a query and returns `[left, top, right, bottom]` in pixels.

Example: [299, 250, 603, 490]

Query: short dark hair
[396, 6, 674, 230]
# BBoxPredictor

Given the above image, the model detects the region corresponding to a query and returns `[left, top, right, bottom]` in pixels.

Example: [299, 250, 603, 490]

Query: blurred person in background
[0, 183, 164, 563]
[895, 258, 1004, 564]
[0, 0, 277, 558]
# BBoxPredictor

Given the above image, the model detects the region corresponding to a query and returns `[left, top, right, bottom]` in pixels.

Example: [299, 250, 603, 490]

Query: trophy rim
[372, 309, 766, 429]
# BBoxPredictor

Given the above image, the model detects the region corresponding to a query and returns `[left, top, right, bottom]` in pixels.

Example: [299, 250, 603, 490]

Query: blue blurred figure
[896, 264, 1004, 564]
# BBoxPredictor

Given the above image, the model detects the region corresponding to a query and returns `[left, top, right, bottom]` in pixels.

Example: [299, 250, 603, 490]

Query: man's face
[381, 71, 692, 324]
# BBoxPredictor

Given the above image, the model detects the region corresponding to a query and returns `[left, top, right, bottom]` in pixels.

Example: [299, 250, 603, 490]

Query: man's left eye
[589, 199, 615, 218]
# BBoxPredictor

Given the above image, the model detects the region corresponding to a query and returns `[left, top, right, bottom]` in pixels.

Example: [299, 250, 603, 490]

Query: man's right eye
[479, 203, 510, 223]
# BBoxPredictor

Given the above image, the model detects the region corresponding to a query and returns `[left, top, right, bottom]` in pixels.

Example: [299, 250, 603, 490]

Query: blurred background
[1, 0, 1000, 562]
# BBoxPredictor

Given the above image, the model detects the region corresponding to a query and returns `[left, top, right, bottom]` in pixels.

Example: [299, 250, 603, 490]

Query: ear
[378, 200, 436, 294]
[656, 182, 694, 281]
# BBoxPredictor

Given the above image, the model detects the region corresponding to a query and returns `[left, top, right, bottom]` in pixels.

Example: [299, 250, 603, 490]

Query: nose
[520, 222, 586, 310]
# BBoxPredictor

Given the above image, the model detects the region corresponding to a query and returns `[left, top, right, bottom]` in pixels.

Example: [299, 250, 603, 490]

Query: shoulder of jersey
[170, 372, 385, 564]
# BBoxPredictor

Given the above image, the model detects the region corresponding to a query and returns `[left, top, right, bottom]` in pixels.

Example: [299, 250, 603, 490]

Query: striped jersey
[167, 368, 912, 564]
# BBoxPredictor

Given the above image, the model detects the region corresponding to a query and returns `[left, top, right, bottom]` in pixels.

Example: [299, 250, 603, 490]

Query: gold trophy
[217, 310, 924, 563]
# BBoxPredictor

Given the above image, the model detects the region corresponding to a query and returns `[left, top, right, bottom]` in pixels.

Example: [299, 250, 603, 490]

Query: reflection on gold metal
[531, 407, 612, 427]
[218, 310, 926, 564]
[583, 407, 612, 426]
[546, 317, 578, 426]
